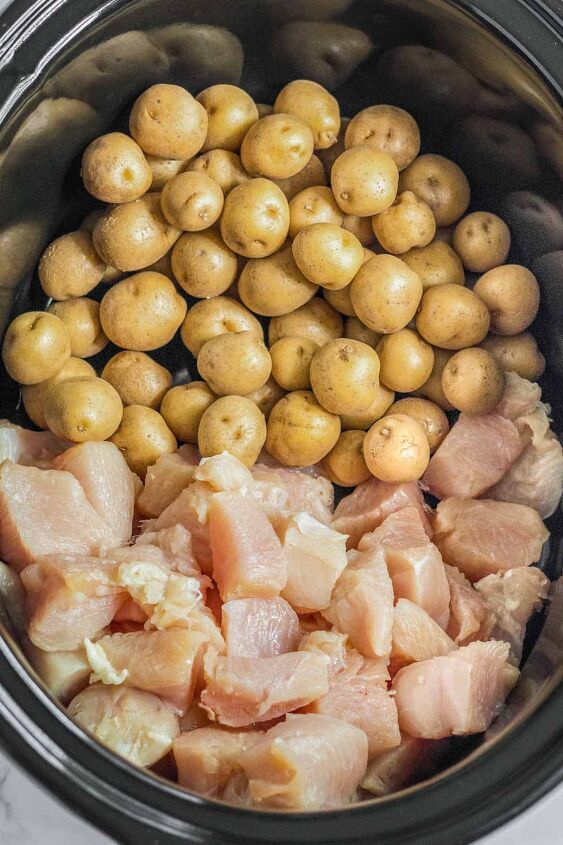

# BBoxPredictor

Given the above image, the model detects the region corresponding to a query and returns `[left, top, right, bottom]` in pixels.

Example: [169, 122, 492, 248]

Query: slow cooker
[0, 1, 561, 842]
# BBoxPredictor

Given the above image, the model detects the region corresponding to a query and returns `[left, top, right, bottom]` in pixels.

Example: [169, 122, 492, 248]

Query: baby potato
[377, 329, 434, 392]
[188, 150, 249, 194]
[388, 396, 449, 454]
[172, 229, 238, 298]
[363, 413, 429, 482]
[146, 250, 174, 279]
[48, 298, 108, 358]
[317, 117, 349, 179]
[473, 265, 540, 336]
[101, 351, 172, 409]
[129, 83, 208, 160]
[81, 132, 152, 203]
[99, 271, 187, 351]
[270, 336, 317, 391]
[93, 193, 180, 272]
[266, 390, 341, 466]
[372, 191, 436, 255]
[323, 429, 371, 487]
[402, 240, 465, 289]
[241, 113, 314, 180]
[197, 331, 272, 396]
[220, 178, 290, 258]
[344, 104, 420, 171]
[344, 315, 380, 346]
[45, 376, 123, 442]
[110, 405, 177, 478]
[481, 332, 545, 381]
[288, 185, 343, 239]
[273, 154, 326, 200]
[331, 146, 399, 216]
[442, 347, 506, 414]
[160, 381, 216, 443]
[22, 357, 96, 429]
[274, 79, 340, 150]
[342, 214, 374, 246]
[161, 172, 224, 231]
[2, 311, 71, 385]
[340, 382, 395, 430]
[245, 377, 286, 419]
[292, 222, 364, 290]
[145, 154, 189, 191]
[196, 84, 259, 152]
[268, 297, 343, 347]
[257, 103, 274, 118]
[198, 395, 267, 467]
[416, 347, 455, 411]
[351, 255, 423, 334]
[399, 154, 470, 227]
[310, 338, 380, 415]
[39, 231, 106, 300]
[452, 212, 511, 273]
[324, 284, 355, 317]
[416, 284, 490, 349]
[238, 246, 317, 316]
[181, 296, 263, 356]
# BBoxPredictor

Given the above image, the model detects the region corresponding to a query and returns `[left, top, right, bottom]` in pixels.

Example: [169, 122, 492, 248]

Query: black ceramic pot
[0, 1, 561, 843]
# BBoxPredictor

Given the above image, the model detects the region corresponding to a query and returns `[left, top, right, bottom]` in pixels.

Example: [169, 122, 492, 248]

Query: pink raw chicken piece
[222, 597, 300, 658]
[332, 477, 431, 550]
[0, 421, 68, 467]
[475, 567, 550, 664]
[361, 733, 452, 796]
[53, 441, 136, 546]
[299, 629, 362, 679]
[391, 599, 457, 673]
[174, 727, 263, 798]
[432, 498, 549, 582]
[0, 461, 118, 571]
[238, 713, 368, 810]
[136, 445, 198, 518]
[393, 640, 513, 739]
[135, 525, 200, 578]
[494, 372, 541, 420]
[113, 597, 147, 624]
[362, 507, 450, 630]
[200, 649, 329, 727]
[146, 481, 214, 574]
[251, 464, 334, 525]
[89, 629, 207, 714]
[321, 540, 394, 659]
[209, 491, 287, 601]
[445, 565, 492, 645]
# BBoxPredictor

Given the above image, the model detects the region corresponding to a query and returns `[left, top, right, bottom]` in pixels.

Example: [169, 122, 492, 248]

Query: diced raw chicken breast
[194, 452, 254, 491]
[85, 629, 207, 713]
[209, 492, 287, 601]
[432, 498, 549, 581]
[222, 597, 300, 658]
[494, 372, 541, 420]
[53, 441, 136, 546]
[179, 701, 211, 733]
[200, 649, 329, 727]
[68, 685, 179, 767]
[299, 630, 357, 678]
[147, 481, 214, 573]
[0, 420, 68, 467]
[238, 713, 368, 810]
[0, 462, 118, 571]
[251, 464, 334, 525]
[135, 525, 199, 578]
[322, 540, 394, 659]
[23, 637, 91, 704]
[113, 597, 147, 624]
[279, 513, 348, 613]
[487, 405, 563, 519]
[391, 599, 457, 672]
[173, 727, 263, 797]
[475, 567, 550, 664]
[136, 445, 198, 518]
[445, 565, 492, 645]
[332, 478, 431, 550]
[363, 508, 451, 630]
[392, 640, 513, 739]
[361, 734, 451, 796]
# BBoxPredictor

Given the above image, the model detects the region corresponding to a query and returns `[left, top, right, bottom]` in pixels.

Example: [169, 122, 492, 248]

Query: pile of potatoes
[1, 80, 545, 483]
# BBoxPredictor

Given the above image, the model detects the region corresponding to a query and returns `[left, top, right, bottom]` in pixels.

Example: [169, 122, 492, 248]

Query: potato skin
[274, 79, 341, 150]
[161, 172, 224, 231]
[48, 298, 108, 359]
[172, 229, 238, 299]
[265, 390, 341, 467]
[110, 405, 177, 478]
[81, 132, 152, 203]
[344, 315, 380, 346]
[197, 331, 272, 396]
[292, 223, 364, 290]
[331, 146, 399, 216]
[187, 150, 249, 195]
[99, 272, 187, 351]
[372, 191, 436, 255]
[22, 357, 96, 430]
[363, 413, 429, 482]
[416, 347, 455, 411]
[238, 246, 318, 317]
[388, 397, 449, 454]
[241, 113, 314, 180]
[39, 231, 106, 300]
[160, 381, 216, 443]
[198, 395, 267, 467]
[270, 336, 317, 391]
[310, 338, 381, 415]
[323, 430, 371, 486]
[244, 377, 286, 419]
[181, 296, 263, 356]
[45, 376, 123, 443]
[268, 298, 343, 347]
[146, 154, 189, 191]
[402, 241, 465, 289]
[196, 84, 259, 152]
[220, 178, 290, 258]
[101, 351, 172, 409]
[452, 212, 511, 273]
[340, 382, 395, 431]
[288, 185, 343, 240]
[351, 255, 423, 334]
[399, 154, 470, 226]
[2, 311, 71, 385]
[344, 105, 420, 170]
[377, 329, 434, 392]
[473, 265, 540, 336]
[416, 283, 490, 349]
[481, 332, 545, 381]
[273, 154, 327, 200]
[129, 84, 208, 160]
[324, 284, 356, 317]
[442, 347, 506, 415]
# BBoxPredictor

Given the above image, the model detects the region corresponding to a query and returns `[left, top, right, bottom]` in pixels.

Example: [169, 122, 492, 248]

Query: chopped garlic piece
[115, 561, 169, 606]
[149, 574, 202, 629]
[84, 639, 128, 686]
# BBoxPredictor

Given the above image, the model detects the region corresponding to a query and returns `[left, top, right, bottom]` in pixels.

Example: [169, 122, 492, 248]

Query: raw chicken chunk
[173, 727, 263, 797]
[392, 640, 513, 739]
[194, 452, 254, 491]
[332, 477, 431, 550]
[147, 481, 214, 573]
[134, 525, 199, 578]
[251, 464, 334, 525]
[494, 372, 541, 420]
[136, 445, 198, 518]
[445, 565, 492, 645]
[200, 649, 329, 727]
[299, 629, 357, 678]
[209, 492, 287, 601]
[432, 498, 549, 581]
[23, 637, 91, 704]
[238, 714, 368, 810]
[0, 421, 67, 467]
[222, 597, 300, 658]
[361, 734, 451, 796]
[391, 599, 457, 672]
[68, 685, 179, 767]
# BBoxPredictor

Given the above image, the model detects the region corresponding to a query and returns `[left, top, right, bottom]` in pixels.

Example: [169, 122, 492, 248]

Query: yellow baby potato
[161, 171, 224, 231]
[288, 185, 344, 239]
[273, 154, 326, 200]
[110, 404, 177, 478]
[402, 240, 465, 289]
[180, 296, 263, 356]
[38, 231, 106, 300]
[160, 381, 217, 443]
[238, 246, 318, 317]
[2, 311, 71, 385]
[268, 298, 343, 347]
[220, 178, 290, 258]
[323, 429, 371, 487]
[377, 329, 434, 393]
[363, 413, 430, 482]
[344, 104, 420, 170]
[274, 79, 341, 150]
[452, 211, 511, 273]
[81, 132, 152, 203]
[310, 338, 381, 415]
[129, 83, 208, 160]
[399, 154, 470, 226]
[292, 223, 364, 290]
[244, 377, 286, 419]
[331, 146, 399, 216]
[388, 396, 449, 454]
[101, 351, 172, 409]
[197, 84, 259, 152]
[270, 336, 318, 391]
[372, 190, 436, 255]
[48, 298, 108, 358]
[188, 149, 249, 194]
[343, 315, 381, 346]
[473, 264, 540, 336]
[22, 357, 96, 430]
[241, 113, 314, 180]
[416, 283, 491, 349]
[172, 229, 238, 299]
[340, 382, 395, 431]
[481, 332, 545, 381]
[197, 331, 272, 396]
[351, 254, 423, 334]
[265, 390, 341, 467]
[442, 347, 506, 415]
[198, 395, 267, 467]
[45, 376, 123, 442]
